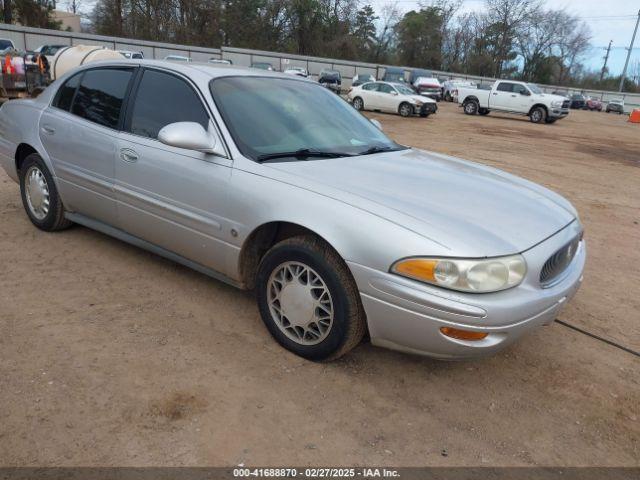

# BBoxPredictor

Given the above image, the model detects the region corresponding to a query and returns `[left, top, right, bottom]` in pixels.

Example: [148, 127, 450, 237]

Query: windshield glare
[210, 77, 400, 161]
[394, 84, 415, 95]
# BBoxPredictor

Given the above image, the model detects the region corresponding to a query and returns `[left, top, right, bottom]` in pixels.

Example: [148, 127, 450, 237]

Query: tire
[19, 153, 72, 232]
[352, 97, 364, 111]
[478, 108, 490, 116]
[398, 102, 413, 117]
[444, 92, 452, 102]
[463, 99, 478, 115]
[530, 106, 546, 124]
[256, 235, 366, 361]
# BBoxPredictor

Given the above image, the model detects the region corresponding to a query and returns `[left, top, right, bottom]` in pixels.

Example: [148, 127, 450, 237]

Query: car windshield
[571, 94, 583, 100]
[0, 39, 13, 50]
[210, 76, 403, 161]
[394, 84, 415, 95]
[527, 83, 542, 94]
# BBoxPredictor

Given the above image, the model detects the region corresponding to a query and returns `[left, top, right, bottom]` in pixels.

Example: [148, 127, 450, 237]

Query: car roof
[65, 58, 305, 81]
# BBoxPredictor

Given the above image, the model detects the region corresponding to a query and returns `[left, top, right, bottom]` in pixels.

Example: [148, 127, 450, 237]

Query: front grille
[540, 235, 581, 286]
[562, 100, 570, 109]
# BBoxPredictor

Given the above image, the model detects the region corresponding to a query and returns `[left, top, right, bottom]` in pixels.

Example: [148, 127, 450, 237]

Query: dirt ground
[0, 104, 638, 467]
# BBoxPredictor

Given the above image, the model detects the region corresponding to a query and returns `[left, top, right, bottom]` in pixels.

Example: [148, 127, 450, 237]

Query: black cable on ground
[555, 319, 640, 358]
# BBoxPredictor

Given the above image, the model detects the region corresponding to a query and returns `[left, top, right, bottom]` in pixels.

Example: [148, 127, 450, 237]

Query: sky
[369, 0, 640, 77]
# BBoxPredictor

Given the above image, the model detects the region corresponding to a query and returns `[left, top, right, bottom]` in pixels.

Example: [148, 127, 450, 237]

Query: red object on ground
[629, 109, 640, 123]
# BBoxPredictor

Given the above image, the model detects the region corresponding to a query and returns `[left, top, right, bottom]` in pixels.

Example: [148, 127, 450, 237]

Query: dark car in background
[318, 69, 342, 93]
[352, 73, 376, 87]
[569, 94, 586, 109]
[383, 66, 406, 84]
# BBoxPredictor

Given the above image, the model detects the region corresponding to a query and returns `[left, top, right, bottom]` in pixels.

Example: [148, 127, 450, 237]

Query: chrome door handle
[120, 149, 139, 163]
[41, 125, 55, 135]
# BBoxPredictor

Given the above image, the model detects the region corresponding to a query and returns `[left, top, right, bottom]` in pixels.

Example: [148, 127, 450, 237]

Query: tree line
[2, 0, 639, 92]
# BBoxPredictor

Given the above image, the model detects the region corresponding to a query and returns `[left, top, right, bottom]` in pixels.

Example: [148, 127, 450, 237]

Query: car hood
[405, 94, 436, 103]
[263, 149, 576, 257]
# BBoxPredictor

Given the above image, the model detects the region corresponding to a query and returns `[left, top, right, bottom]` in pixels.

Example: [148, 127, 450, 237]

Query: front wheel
[530, 106, 547, 124]
[398, 102, 413, 117]
[19, 153, 72, 231]
[256, 236, 366, 361]
[463, 99, 478, 115]
[352, 97, 364, 111]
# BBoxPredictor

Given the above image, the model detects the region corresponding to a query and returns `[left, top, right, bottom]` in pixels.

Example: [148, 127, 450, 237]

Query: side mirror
[390, 91, 398, 96]
[158, 122, 225, 156]
[521, 90, 531, 96]
[370, 119, 383, 131]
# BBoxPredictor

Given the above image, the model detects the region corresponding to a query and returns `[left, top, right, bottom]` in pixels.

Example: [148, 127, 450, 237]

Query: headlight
[551, 100, 563, 107]
[391, 255, 527, 293]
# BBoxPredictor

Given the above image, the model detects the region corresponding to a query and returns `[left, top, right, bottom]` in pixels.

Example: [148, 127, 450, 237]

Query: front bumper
[419, 103, 438, 115]
[347, 221, 586, 359]
[549, 107, 570, 119]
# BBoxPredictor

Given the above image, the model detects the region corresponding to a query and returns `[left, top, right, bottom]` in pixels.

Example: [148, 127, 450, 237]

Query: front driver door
[376, 83, 398, 112]
[114, 68, 234, 275]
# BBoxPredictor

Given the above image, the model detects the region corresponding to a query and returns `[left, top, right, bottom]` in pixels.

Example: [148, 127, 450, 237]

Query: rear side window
[72, 68, 134, 129]
[128, 69, 209, 139]
[496, 82, 513, 92]
[53, 73, 81, 112]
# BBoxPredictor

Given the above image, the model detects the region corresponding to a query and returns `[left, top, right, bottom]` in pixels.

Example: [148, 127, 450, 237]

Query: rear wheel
[19, 153, 72, 232]
[530, 106, 546, 124]
[256, 236, 366, 361]
[399, 102, 413, 117]
[463, 99, 478, 115]
[352, 97, 364, 111]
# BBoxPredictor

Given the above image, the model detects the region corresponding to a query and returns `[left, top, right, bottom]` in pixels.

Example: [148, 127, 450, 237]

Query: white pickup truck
[457, 80, 570, 124]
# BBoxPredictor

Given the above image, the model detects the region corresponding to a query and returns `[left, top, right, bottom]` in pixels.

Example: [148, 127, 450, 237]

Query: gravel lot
[0, 103, 638, 467]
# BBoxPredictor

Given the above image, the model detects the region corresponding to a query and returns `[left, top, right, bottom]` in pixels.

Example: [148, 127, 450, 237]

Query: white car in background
[348, 81, 438, 117]
[209, 58, 232, 64]
[283, 67, 309, 77]
[164, 54, 191, 62]
[413, 76, 442, 101]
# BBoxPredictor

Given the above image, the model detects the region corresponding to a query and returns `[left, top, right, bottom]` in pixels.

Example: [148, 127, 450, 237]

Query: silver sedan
[0, 60, 586, 361]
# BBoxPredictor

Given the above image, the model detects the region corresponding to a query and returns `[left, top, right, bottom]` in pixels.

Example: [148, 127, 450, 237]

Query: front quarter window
[210, 76, 401, 161]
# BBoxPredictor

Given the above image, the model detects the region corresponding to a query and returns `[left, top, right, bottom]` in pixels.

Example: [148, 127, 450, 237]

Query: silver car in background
[0, 60, 585, 361]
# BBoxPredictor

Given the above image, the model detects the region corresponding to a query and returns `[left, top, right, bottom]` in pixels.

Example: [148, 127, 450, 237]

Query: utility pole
[600, 40, 612, 82]
[619, 9, 640, 92]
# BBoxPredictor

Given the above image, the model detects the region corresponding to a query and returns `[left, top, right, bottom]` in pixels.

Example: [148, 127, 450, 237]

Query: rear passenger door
[491, 82, 515, 111]
[39, 67, 135, 225]
[114, 68, 234, 274]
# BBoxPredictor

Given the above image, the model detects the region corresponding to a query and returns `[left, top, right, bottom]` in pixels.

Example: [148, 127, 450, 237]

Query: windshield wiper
[257, 148, 353, 163]
[358, 145, 399, 156]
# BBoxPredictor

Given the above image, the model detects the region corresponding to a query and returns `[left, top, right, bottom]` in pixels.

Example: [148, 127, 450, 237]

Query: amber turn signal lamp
[440, 327, 488, 341]
[393, 258, 437, 282]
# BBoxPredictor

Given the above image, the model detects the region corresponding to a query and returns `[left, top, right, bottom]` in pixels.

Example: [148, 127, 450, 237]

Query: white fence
[1, 23, 639, 111]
